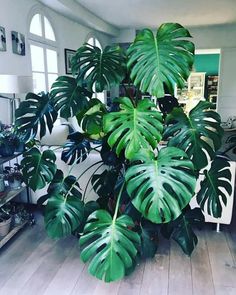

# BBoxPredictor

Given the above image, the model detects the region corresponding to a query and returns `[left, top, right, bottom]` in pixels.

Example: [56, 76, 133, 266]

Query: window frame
[28, 10, 58, 93]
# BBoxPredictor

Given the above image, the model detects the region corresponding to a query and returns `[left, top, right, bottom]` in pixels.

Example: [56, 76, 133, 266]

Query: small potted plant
[0, 209, 12, 237]
[0, 124, 19, 157]
[3, 163, 24, 190]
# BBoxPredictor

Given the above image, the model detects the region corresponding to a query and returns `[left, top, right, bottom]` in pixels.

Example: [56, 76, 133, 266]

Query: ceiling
[76, 0, 236, 29]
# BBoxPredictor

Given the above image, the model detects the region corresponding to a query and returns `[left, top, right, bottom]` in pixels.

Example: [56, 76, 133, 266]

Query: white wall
[0, 0, 112, 123]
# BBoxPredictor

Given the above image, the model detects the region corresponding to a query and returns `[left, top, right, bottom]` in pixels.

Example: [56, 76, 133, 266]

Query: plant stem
[113, 181, 126, 222]
[82, 163, 104, 202]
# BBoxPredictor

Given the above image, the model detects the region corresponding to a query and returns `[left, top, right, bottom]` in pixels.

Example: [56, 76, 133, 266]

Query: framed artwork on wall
[65, 48, 76, 74]
[0, 26, 6, 52]
[11, 31, 25, 56]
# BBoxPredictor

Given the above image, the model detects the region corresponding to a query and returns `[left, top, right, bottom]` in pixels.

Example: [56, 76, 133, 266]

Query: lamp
[0, 75, 33, 123]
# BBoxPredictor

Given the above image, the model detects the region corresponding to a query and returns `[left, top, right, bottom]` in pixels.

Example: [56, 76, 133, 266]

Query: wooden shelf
[0, 220, 28, 249]
[0, 152, 23, 166]
[0, 186, 26, 208]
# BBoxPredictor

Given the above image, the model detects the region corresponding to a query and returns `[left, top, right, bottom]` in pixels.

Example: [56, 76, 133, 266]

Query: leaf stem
[113, 181, 126, 222]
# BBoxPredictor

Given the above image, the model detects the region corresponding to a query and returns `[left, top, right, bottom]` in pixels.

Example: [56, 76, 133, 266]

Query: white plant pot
[9, 180, 22, 190]
[0, 216, 12, 237]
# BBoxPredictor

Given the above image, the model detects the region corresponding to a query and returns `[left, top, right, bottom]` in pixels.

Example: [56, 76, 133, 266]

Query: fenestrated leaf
[76, 98, 107, 139]
[127, 23, 194, 97]
[61, 132, 91, 165]
[44, 193, 84, 239]
[21, 147, 57, 191]
[80, 209, 141, 282]
[71, 44, 126, 92]
[164, 101, 223, 170]
[91, 169, 120, 198]
[196, 158, 232, 218]
[161, 207, 204, 255]
[103, 97, 163, 160]
[125, 147, 196, 223]
[50, 76, 92, 119]
[15, 92, 57, 141]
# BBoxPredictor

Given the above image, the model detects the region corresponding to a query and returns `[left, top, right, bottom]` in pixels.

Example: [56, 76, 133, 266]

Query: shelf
[0, 152, 23, 165]
[0, 186, 26, 208]
[0, 220, 28, 249]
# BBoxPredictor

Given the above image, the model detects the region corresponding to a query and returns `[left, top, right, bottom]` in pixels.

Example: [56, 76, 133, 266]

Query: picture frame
[65, 48, 76, 74]
[11, 31, 25, 56]
[0, 26, 6, 52]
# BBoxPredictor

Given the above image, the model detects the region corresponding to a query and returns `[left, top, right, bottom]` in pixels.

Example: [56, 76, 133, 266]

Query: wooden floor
[0, 208, 236, 295]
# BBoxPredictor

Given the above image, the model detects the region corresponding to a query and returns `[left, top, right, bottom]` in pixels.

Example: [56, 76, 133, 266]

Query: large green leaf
[15, 92, 57, 141]
[161, 207, 204, 255]
[50, 76, 92, 119]
[71, 44, 126, 92]
[103, 97, 163, 160]
[76, 98, 107, 139]
[21, 147, 57, 191]
[45, 193, 84, 239]
[164, 101, 223, 170]
[61, 132, 91, 165]
[80, 209, 140, 282]
[127, 23, 194, 97]
[196, 158, 232, 218]
[125, 147, 196, 223]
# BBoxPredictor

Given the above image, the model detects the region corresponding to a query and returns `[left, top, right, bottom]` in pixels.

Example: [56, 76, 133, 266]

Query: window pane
[33, 72, 46, 93]
[48, 74, 58, 90]
[30, 45, 45, 72]
[46, 49, 58, 73]
[44, 17, 56, 41]
[95, 39, 102, 49]
[87, 37, 94, 46]
[30, 14, 42, 36]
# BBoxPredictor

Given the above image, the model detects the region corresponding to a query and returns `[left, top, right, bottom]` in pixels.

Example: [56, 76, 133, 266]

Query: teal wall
[194, 54, 220, 75]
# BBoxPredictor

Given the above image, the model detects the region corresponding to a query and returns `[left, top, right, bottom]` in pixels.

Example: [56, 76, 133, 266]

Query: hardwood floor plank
[0, 223, 46, 287]
[140, 238, 170, 295]
[168, 240, 192, 295]
[43, 243, 85, 295]
[0, 235, 57, 295]
[118, 262, 145, 295]
[205, 230, 236, 290]
[70, 263, 100, 295]
[191, 230, 215, 295]
[92, 279, 121, 295]
[214, 286, 236, 295]
[19, 236, 76, 295]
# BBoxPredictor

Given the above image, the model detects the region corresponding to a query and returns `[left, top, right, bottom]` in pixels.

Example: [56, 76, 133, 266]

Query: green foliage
[80, 209, 140, 282]
[104, 97, 163, 160]
[61, 132, 91, 165]
[127, 23, 194, 97]
[164, 101, 223, 170]
[196, 158, 232, 218]
[76, 98, 107, 139]
[45, 194, 84, 239]
[15, 92, 57, 141]
[161, 207, 204, 255]
[125, 147, 196, 223]
[21, 147, 57, 191]
[71, 44, 127, 92]
[50, 76, 92, 119]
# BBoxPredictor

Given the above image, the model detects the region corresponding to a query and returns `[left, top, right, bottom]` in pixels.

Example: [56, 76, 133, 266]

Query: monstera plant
[14, 23, 232, 282]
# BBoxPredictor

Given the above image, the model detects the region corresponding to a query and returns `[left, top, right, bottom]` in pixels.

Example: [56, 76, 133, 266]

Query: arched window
[86, 35, 105, 103]
[29, 13, 58, 94]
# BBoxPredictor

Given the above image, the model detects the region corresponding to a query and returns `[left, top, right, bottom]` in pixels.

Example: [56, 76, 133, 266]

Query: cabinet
[176, 72, 206, 103]
[0, 153, 29, 249]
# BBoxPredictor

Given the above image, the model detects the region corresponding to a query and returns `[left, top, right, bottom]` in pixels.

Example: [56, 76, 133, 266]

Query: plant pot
[9, 180, 22, 190]
[0, 144, 15, 157]
[0, 216, 12, 237]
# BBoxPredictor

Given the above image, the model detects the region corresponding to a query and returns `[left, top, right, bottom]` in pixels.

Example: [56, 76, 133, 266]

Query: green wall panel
[194, 54, 220, 75]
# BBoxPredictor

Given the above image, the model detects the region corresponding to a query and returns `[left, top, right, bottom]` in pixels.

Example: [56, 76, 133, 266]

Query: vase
[0, 174, 5, 193]
[0, 144, 15, 157]
[0, 216, 12, 236]
[9, 180, 22, 190]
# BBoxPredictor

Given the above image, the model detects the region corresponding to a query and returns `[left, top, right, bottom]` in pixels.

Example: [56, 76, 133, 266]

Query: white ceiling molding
[37, 0, 119, 36]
